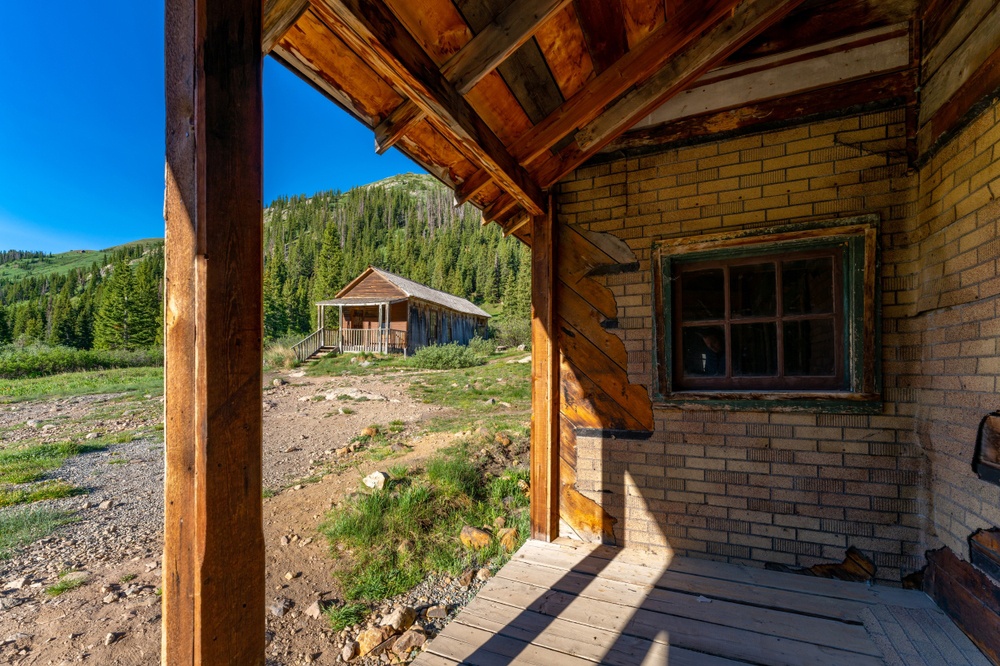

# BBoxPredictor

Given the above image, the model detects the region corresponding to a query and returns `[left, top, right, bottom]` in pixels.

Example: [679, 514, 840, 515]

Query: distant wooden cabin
[310, 267, 489, 356]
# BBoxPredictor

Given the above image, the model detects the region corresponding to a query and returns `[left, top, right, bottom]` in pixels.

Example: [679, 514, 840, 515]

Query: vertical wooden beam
[530, 196, 559, 541]
[163, 0, 264, 663]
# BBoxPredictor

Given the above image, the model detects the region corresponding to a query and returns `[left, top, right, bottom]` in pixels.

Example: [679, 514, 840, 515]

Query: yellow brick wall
[557, 101, 1000, 582]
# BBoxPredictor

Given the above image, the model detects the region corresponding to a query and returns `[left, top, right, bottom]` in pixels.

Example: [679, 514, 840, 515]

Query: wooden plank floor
[413, 538, 977, 666]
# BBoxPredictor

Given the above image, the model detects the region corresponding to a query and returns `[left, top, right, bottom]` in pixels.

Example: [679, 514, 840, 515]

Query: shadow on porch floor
[413, 538, 989, 666]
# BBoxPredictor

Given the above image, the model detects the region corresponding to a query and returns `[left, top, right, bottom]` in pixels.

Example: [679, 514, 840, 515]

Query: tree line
[0, 243, 163, 350]
[0, 173, 531, 349]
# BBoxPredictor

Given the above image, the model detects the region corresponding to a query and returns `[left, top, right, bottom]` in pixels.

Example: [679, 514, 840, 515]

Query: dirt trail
[0, 369, 479, 666]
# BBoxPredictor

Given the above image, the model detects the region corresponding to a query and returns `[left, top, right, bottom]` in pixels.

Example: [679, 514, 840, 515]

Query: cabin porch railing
[292, 328, 326, 362]
[292, 327, 406, 360]
[340, 328, 407, 354]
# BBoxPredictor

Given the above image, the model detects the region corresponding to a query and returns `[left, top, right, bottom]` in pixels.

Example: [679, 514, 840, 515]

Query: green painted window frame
[653, 216, 881, 413]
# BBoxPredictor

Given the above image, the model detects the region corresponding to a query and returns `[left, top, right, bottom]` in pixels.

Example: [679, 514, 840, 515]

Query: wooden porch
[415, 539, 989, 666]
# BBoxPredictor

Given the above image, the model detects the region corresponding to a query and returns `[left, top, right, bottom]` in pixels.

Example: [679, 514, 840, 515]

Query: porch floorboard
[414, 538, 989, 666]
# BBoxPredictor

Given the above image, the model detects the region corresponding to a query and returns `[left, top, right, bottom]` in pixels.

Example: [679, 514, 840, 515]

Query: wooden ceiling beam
[313, 0, 546, 215]
[575, 0, 811, 153]
[441, 0, 574, 96]
[374, 100, 425, 154]
[535, 0, 808, 187]
[460, 0, 742, 189]
[454, 168, 494, 206]
[263, 0, 310, 53]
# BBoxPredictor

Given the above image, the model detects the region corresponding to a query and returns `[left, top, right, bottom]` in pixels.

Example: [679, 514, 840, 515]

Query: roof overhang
[263, 0, 921, 238]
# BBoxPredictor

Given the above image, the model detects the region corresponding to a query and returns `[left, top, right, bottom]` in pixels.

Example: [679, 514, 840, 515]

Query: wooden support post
[530, 197, 559, 541]
[163, 0, 264, 663]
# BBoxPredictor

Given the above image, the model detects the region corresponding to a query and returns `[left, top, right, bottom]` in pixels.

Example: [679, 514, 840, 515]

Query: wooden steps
[414, 539, 946, 666]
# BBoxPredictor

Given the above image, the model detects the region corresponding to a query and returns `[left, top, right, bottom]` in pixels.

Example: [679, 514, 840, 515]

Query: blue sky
[0, 2, 419, 254]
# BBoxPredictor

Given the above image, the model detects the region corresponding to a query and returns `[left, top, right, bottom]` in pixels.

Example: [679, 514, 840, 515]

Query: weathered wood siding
[406, 299, 487, 353]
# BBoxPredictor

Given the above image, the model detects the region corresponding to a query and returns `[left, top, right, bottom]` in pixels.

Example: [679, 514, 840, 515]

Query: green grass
[408, 360, 530, 412]
[326, 602, 371, 631]
[120, 573, 137, 583]
[0, 442, 106, 485]
[0, 481, 80, 508]
[320, 443, 529, 603]
[45, 570, 87, 597]
[0, 366, 164, 403]
[308, 353, 408, 377]
[0, 506, 77, 559]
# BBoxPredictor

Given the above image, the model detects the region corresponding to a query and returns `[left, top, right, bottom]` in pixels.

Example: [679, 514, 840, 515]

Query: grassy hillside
[0, 239, 163, 282]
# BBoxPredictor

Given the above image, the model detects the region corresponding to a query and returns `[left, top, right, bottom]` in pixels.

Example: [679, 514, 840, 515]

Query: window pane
[730, 263, 776, 317]
[681, 326, 726, 377]
[784, 319, 836, 376]
[782, 258, 834, 315]
[732, 323, 777, 376]
[680, 269, 724, 320]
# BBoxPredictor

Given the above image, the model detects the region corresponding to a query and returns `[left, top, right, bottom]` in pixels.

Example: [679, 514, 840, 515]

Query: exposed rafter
[313, 0, 547, 215]
[263, 0, 310, 53]
[454, 168, 494, 207]
[534, 0, 808, 188]
[469, 0, 743, 214]
[374, 99, 424, 154]
[442, 0, 574, 95]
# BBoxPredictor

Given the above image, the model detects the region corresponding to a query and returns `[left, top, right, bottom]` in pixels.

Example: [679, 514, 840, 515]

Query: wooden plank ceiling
[266, 0, 919, 233]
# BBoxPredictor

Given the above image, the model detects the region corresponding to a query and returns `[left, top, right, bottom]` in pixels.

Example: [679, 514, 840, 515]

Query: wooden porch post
[530, 197, 559, 541]
[163, 0, 264, 663]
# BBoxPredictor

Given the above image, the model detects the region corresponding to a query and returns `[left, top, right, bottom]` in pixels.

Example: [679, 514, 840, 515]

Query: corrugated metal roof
[327, 267, 491, 318]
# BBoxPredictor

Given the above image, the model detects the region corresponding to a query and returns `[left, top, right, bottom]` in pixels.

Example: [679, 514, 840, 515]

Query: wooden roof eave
[267, 0, 829, 233]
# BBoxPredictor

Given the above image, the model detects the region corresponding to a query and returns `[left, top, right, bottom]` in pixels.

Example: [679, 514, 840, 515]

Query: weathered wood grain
[925, 546, 1000, 665]
[374, 101, 425, 154]
[530, 205, 559, 541]
[534, 4, 596, 98]
[164, 0, 265, 663]
[575, 0, 629, 74]
[313, 0, 546, 215]
[574, 0, 808, 151]
[443, 0, 573, 95]
[263, 0, 309, 53]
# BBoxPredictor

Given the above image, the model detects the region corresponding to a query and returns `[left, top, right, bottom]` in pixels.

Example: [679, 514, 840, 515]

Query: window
[656, 218, 879, 409]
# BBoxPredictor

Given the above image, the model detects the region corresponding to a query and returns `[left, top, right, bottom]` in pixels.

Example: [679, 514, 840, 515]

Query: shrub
[409, 343, 484, 370]
[466, 336, 494, 357]
[263, 339, 299, 371]
[488, 318, 530, 350]
[0, 344, 162, 379]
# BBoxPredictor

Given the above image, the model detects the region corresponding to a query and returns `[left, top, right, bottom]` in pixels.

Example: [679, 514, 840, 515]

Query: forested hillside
[262, 173, 530, 339]
[0, 173, 530, 350]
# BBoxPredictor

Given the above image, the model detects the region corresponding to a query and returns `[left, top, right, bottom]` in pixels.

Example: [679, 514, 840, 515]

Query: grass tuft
[0, 481, 80, 507]
[326, 602, 370, 631]
[45, 570, 87, 597]
[0, 442, 106, 485]
[320, 443, 528, 603]
[0, 506, 77, 559]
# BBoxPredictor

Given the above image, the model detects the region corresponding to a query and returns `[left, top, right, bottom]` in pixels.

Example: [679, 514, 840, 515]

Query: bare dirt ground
[0, 367, 518, 665]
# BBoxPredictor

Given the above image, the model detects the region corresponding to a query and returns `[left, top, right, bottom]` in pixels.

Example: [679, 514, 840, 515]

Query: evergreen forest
[0, 173, 530, 351]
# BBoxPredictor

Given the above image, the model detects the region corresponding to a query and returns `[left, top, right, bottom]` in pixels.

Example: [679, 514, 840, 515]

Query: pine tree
[130, 260, 161, 347]
[48, 283, 76, 347]
[94, 261, 136, 350]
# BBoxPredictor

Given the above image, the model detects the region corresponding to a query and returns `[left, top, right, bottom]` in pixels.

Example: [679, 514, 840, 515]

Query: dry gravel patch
[0, 367, 522, 665]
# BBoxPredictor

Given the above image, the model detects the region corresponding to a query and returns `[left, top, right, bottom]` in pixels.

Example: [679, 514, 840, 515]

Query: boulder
[392, 629, 427, 656]
[457, 570, 474, 588]
[363, 471, 389, 490]
[459, 526, 491, 550]
[379, 606, 416, 632]
[498, 527, 519, 553]
[356, 627, 394, 657]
